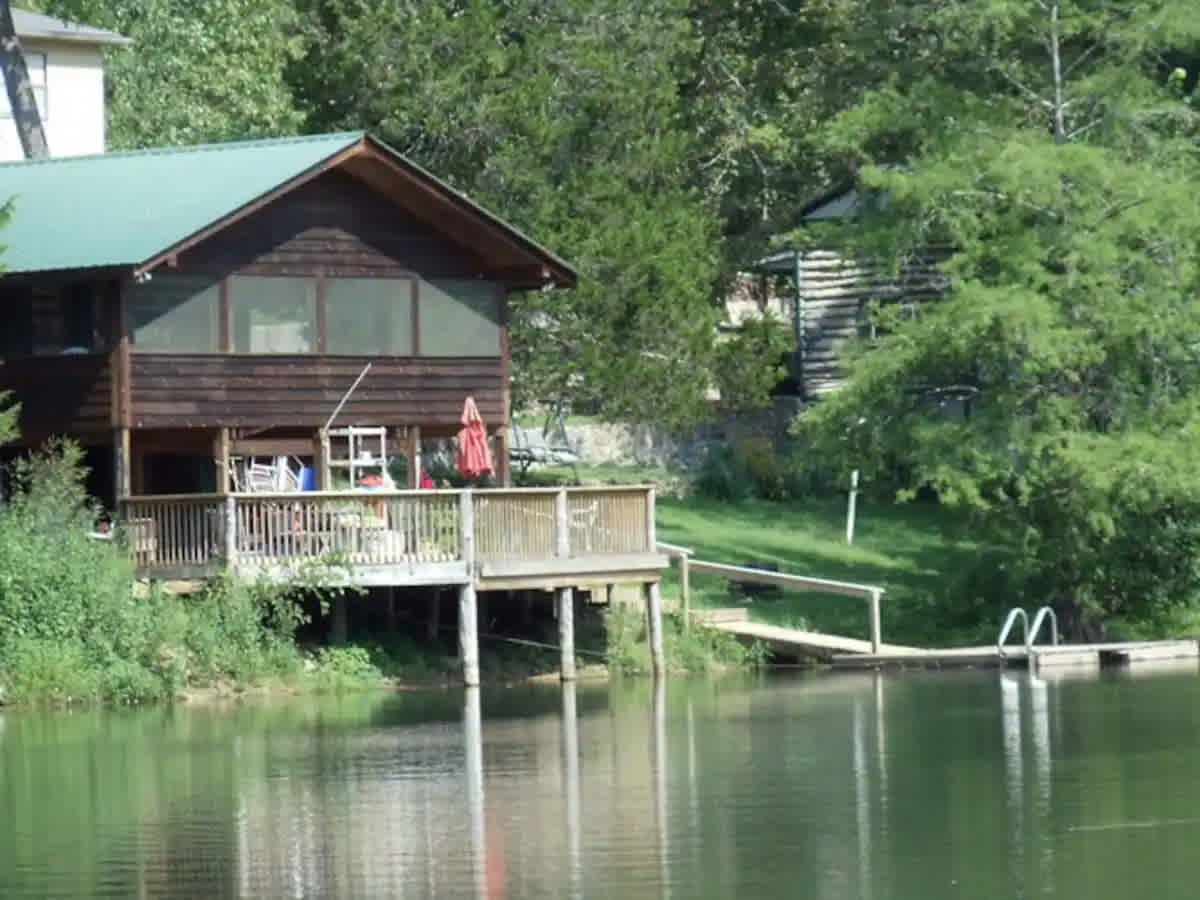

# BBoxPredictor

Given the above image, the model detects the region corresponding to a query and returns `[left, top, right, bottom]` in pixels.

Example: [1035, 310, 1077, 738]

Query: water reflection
[561, 683, 581, 900]
[652, 676, 671, 899]
[464, 687, 487, 899]
[7, 671, 1200, 898]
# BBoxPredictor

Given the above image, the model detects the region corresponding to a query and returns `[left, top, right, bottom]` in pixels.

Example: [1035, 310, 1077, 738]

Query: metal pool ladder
[997, 606, 1060, 658]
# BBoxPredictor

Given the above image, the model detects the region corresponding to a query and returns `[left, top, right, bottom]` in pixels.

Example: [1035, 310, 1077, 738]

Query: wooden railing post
[644, 486, 657, 552]
[555, 488, 570, 557]
[869, 588, 883, 654]
[459, 490, 480, 686]
[223, 494, 237, 571]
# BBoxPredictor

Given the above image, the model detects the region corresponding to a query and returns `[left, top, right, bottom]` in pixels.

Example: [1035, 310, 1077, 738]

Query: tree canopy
[794, 0, 1200, 635]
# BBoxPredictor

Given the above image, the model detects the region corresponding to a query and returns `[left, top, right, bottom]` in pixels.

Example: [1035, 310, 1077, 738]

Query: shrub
[602, 606, 766, 674]
[693, 445, 752, 502]
[310, 645, 383, 693]
[0, 440, 329, 705]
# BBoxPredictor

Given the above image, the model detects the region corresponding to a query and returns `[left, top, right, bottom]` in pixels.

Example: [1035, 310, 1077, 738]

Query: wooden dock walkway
[697, 612, 921, 657]
[700, 609, 1200, 672]
[675, 555, 1200, 675]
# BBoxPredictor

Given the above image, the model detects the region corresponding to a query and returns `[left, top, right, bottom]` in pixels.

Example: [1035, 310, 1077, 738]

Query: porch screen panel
[229, 276, 317, 354]
[129, 275, 221, 353]
[418, 279, 501, 356]
[325, 277, 413, 355]
[0, 286, 33, 358]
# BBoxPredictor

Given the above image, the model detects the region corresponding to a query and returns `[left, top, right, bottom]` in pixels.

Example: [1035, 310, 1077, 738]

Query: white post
[646, 581, 665, 676]
[459, 491, 480, 686]
[846, 469, 860, 545]
[223, 494, 237, 570]
[558, 587, 576, 681]
[869, 588, 882, 654]
[679, 552, 691, 631]
[555, 488, 570, 557]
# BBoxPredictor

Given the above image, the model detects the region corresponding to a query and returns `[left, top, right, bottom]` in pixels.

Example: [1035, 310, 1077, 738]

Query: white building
[0, 8, 129, 161]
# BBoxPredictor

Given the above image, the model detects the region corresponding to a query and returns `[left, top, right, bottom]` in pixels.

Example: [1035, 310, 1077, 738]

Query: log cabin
[0, 130, 576, 498]
[745, 182, 950, 399]
[0, 132, 670, 682]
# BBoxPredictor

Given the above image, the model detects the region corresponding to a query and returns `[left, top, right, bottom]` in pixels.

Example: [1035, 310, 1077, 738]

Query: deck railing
[118, 485, 655, 576]
[122, 494, 227, 571]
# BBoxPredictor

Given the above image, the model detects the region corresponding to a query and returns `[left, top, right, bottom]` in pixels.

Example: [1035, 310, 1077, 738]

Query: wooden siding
[0, 354, 113, 435]
[177, 169, 491, 279]
[799, 248, 951, 396]
[130, 355, 502, 429]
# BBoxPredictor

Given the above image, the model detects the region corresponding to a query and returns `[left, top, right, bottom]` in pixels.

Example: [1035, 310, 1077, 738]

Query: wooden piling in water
[558, 587, 576, 681]
[646, 581, 665, 676]
[459, 491, 480, 686]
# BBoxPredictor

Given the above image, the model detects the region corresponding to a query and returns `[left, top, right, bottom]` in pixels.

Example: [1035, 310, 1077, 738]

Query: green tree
[795, 0, 1200, 636]
[44, 0, 305, 148]
[293, 0, 728, 426]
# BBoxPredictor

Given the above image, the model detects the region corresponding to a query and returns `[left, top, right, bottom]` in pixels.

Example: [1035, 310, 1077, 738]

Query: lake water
[2, 666, 1199, 898]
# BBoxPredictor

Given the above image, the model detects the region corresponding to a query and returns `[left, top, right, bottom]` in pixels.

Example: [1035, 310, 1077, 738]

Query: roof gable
[13, 8, 130, 46]
[0, 131, 576, 288]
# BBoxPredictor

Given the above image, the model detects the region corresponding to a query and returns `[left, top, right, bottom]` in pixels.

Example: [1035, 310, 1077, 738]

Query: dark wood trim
[115, 426, 130, 499]
[406, 424, 421, 488]
[410, 277, 420, 356]
[135, 141, 368, 277]
[214, 427, 231, 492]
[108, 281, 122, 428]
[230, 436, 314, 457]
[218, 278, 230, 352]
[116, 280, 132, 428]
[315, 272, 327, 353]
[345, 141, 576, 288]
[497, 284, 511, 487]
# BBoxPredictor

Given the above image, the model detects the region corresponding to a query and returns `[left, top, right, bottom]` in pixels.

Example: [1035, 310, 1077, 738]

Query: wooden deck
[119, 485, 667, 590]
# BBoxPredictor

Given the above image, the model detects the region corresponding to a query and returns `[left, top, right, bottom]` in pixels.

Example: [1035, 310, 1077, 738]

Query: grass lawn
[656, 495, 1011, 648]
[516, 461, 678, 488]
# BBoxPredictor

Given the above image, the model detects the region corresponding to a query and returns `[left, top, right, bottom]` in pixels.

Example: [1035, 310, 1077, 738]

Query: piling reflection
[464, 686, 487, 899]
[652, 676, 671, 899]
[561, 682, 582, 900]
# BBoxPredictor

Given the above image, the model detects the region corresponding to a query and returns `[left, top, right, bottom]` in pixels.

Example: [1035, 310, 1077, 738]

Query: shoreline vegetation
[0, 443, 758, 709]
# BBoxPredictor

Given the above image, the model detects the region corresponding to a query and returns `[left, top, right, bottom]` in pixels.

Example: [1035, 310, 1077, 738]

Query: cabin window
[130, 275, 221, 353]
[229, 276, 317, 354]
[325, 277, 414, 355]
[63, 283, 103, 352]
[0, 287, 33, 358]
[418, 279, 501, 356]
[0, 51, 46, 120]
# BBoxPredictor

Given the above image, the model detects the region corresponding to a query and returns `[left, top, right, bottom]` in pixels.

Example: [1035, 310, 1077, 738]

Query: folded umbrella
[456, 396, 494, 480]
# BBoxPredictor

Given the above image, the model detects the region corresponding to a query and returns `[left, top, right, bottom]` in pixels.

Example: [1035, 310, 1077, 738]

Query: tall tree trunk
[0, 0, 48, 159]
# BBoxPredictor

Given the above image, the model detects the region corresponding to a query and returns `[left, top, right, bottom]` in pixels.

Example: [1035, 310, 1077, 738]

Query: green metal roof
[0, 132, 365, 275]
[0, 130, 577, 285]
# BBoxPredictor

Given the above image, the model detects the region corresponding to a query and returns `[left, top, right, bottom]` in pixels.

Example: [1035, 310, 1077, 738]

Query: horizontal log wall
[800, 248, 951, 396]
[130, 355, 503, 429]
[125, 169, 506, 432]
[178, 169, 489, 278]
[0, 354, 113, 435]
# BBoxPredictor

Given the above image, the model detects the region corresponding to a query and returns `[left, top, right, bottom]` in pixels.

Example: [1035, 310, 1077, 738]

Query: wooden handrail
[688, 558, 886, 653]
[120, 485, 655, 503]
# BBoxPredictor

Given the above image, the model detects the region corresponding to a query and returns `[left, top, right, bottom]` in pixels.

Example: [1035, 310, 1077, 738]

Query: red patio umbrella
[456, 395, 494, 480]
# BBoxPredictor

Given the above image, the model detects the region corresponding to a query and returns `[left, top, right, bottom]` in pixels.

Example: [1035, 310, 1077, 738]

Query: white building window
[1, 51, 47, 120]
